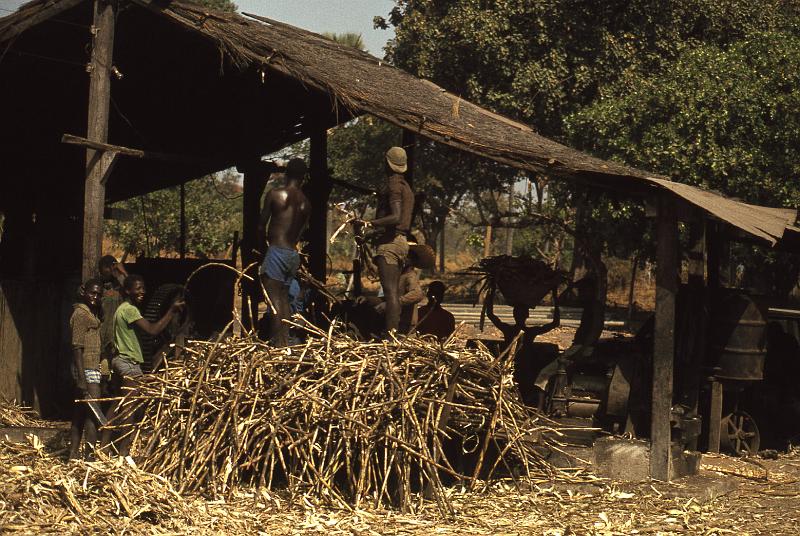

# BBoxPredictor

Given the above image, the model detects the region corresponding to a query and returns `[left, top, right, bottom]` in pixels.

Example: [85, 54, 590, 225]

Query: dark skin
[486, 287, 561, 353]
[98, 260, 127, 286]
[100, 280, 183, 456]
[258, 174, 310, 347]
[69, 282, 102, 461]
[362, 162, 404, 332]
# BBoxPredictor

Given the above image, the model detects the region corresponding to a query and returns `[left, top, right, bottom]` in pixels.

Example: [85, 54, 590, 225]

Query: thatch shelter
[1, 0, 797, 478]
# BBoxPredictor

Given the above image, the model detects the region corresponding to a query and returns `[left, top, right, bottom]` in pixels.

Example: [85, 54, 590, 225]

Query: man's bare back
[261, 185, 310, 249]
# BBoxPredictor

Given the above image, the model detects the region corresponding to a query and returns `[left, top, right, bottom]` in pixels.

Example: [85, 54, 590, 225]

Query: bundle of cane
[108, 327, 585, 515]
[462, 255, 567, 308]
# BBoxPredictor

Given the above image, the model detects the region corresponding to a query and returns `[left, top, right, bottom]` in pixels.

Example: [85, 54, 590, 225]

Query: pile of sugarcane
[0, 398, 48, 428]
[463, 255, 566, 307]
[111, 327, 573, 515]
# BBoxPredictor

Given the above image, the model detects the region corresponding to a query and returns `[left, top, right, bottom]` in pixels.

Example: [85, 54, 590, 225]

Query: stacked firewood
[112, 327, 571, 514]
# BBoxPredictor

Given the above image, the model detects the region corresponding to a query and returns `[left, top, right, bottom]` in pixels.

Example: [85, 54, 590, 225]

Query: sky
[0, 0, 396, 57]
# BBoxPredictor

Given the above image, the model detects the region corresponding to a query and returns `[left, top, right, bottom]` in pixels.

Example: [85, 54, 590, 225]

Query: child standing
[68, 279, 103, 460]
[101, 274, 183, 458]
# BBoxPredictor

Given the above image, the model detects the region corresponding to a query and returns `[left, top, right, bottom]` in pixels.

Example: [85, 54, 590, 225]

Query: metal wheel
[720, 410, 760, 456]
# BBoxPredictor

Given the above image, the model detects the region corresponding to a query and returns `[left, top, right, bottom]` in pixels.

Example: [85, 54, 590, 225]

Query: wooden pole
[179, 182, 186, 259]
[239, 162, 270, 330]
[81, 0, 115, 282]
[684, 215, 706, 450]
[439, 219, 446, 273]
[308, 128, 330, 281]
[483, 224, 493, 258]
[401, 130, 416, 189]
[651, 194, 677, 480]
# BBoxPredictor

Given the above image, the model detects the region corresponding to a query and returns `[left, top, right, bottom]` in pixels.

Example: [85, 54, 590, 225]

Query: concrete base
[592, 437, 701, 481]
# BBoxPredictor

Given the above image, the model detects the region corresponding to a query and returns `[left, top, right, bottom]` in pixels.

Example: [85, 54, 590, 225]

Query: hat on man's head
[385, 146, 407, 174]
[286, 158, 308, 178]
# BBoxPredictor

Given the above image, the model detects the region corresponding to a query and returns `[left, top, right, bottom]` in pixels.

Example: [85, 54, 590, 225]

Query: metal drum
[708, 290, 768, 381]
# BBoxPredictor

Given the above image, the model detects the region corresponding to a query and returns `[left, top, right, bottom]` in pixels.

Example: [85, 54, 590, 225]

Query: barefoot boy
[68, 278, 103, 460]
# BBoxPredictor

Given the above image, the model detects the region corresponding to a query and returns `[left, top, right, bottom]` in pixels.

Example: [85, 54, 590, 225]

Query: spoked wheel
[720, 410, 760, 456]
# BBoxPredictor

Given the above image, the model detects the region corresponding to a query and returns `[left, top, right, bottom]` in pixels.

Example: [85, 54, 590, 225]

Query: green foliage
[567, 32, 800, 208]
[380, 0, 800, 139]
[328, 116, 402, 207]
[105, 173, 242, 258]
[190, 0, 238, 12]
[322, 32, 366, 51]
[378, 1, 800, 278]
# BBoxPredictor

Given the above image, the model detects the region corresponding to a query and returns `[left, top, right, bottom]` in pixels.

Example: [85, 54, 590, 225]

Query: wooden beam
[81, 0, 115, 282]
[307, 128, 331, 281]
[402, 130, 416, 189]
[651, 194, 678, 480]
[238, 161, 273, 330]
[707, 379, 723, 453]
[683, 215, 706, 450]
[64, 133, 220, 167]
[179, 182, 186, 259]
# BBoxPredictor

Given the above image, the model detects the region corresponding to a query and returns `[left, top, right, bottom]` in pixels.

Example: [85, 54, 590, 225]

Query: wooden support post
[706, 221, 721, 290]
[401, 130, 416, 189]
[707, 378, 723, 453]
[308, 128, 331, 282]
[651, 194, 677, 481]
[81, 0, 115, 282]
[683, 215, 706, 450]
[179, 182, 186, 259]
[239, 162, 270, 330]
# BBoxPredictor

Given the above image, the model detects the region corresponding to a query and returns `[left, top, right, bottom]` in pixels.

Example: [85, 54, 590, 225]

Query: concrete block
[592, 437, 701, 481]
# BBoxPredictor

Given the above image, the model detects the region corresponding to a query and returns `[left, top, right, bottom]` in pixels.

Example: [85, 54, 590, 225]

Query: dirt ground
[1, 436, 799, 535]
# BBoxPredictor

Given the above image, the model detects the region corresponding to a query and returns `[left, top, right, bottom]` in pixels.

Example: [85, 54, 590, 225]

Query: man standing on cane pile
[258, 158, 311, 347]
[360, 147, 414, 336]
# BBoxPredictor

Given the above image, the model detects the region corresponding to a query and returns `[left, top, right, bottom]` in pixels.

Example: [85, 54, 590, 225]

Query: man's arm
[132, 300, 184, 336]
[72, 347, 88, 395]
[485, 286, 510, 331]
[70, 313, 89, 394]
[256, 192, 273, 251]
[369, 200, 401, 227]
[399, 271, 424, 306]
[526, 290, 561, 337]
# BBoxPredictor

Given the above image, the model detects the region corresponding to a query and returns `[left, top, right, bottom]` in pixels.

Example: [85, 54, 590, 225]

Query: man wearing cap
[362, 147, 414, 334]
[258, 158, 311, 346]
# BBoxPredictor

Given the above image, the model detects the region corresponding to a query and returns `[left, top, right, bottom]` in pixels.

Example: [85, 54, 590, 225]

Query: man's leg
[83, 382, 101, 459]
[376, 256, 401, 333]
[116, 376, 140, 457]
[264, 275, 291, 347]
[68, 393, 86, 460]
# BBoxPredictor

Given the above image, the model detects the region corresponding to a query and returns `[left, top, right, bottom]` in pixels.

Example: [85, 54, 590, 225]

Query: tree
[566, 31, 800, 297]
[105, 172, 242, 258]
[377, 0, 800, 272]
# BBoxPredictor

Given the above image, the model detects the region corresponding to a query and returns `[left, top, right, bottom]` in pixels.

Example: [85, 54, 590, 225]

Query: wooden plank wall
[0, 279, 71, 417]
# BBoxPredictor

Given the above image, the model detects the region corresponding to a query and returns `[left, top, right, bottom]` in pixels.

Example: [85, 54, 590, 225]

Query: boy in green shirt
[101, 274, 183, 457]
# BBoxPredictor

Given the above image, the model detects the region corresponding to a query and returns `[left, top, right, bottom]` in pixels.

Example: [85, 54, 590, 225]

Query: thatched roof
[0, 0, 796, 246]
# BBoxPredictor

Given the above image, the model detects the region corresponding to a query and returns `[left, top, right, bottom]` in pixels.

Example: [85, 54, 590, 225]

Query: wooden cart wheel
[720, 410, 760, 456]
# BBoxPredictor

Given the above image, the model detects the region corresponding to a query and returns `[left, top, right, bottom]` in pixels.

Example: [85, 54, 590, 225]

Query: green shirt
[114, 301, 144, 363]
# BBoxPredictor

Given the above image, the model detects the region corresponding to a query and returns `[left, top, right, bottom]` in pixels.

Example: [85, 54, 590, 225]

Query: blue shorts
[261, 246, 301, 286]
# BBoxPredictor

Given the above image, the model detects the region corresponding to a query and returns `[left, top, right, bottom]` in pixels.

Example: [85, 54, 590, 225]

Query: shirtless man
[258, 158, 311, 346]
[361, 147, 414, 334]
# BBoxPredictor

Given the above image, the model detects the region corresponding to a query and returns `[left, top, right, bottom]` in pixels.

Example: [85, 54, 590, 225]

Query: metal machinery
[538, 287, 773, 455]
[124, 257, 237, 372]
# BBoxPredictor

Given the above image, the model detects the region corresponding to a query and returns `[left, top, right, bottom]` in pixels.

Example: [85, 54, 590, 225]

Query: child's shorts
[72, 366, 102, 385]
[111, 356, 143, 378]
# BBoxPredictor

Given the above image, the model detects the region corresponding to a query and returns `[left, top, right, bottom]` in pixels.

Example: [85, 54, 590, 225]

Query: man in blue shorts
[258, 158, 311, 346]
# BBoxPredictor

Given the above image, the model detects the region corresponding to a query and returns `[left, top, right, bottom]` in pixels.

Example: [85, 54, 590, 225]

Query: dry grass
[105, 328, 592, 516]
